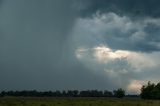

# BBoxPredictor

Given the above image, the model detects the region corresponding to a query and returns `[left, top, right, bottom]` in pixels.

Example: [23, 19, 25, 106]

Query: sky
[0, 0, 160, 94]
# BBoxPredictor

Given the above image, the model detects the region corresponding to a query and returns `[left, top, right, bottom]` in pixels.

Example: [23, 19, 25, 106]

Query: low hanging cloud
[71, 12, 160, 93]
[76, 45, 157, 71]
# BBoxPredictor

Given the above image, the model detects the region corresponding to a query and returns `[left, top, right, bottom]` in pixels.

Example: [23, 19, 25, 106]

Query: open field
[0, 97, 160, 106]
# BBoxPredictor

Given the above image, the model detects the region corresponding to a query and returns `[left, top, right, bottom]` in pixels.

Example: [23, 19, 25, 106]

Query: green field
[0, 97, 160, 106]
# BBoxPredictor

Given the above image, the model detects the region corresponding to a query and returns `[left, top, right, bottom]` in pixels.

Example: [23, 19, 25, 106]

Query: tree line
[141, 81, 160, 99]
[1, 81, 160, 99]
[0, 88, 125, 98]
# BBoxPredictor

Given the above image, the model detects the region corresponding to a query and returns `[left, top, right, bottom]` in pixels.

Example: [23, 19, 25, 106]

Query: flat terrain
[0, 97, 160, 106]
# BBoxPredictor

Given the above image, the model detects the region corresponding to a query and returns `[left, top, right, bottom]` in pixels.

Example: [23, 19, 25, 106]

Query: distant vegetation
[113, 88, 125, 98]
[0, 89, 125, 98]
[1, 81, 160, 100]
[141, 81, 160, 99]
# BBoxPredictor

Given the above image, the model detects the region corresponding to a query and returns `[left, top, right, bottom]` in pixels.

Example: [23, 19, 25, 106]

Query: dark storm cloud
[71, 4, 160, 93]
[0, 0, 160, 94]
[79, 0, 160, 18]
[0, 0, 2, 4]
[70, 0, 160, 94]
[0, 0, 120, 91]
[73, 12, 160, 52]
[0, 0, 113, 91]
[104, 22, 160, 52]
[73, 0, 160, 52]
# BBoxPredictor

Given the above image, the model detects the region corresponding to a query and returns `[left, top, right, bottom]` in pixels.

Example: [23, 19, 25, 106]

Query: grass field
[0, 97, 160, 106]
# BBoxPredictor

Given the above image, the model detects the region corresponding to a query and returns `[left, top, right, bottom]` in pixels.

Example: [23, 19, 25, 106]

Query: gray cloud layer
[0, 0, 160, 94]
[71, 0, 160, 93]
[79, 0, 160, 18]
[75, 0, 160, 52]
[0, 0, 117, 91]
[0, 0, 85, 90]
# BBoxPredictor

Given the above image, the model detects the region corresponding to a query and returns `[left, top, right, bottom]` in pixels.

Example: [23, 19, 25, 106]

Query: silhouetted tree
[0, 89, 127, 97]
[113, 88, 125, 98]
[141, 81, 160, 99]
[141, 81, 155, 99]
[73, 90, 79, 97]
[153, 83, 160, 99]
[104, 90, 113, 97]
[62, 91, 67, 97]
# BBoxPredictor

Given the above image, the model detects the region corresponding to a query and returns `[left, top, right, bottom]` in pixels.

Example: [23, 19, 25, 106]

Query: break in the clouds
[0, 0, 160, 94]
